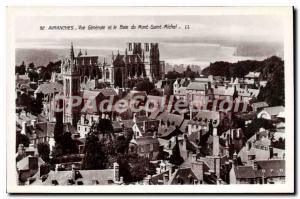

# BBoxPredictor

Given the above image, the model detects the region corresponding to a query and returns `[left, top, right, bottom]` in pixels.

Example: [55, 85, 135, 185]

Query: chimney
[188, 124, 192, 135]
[113, 162, 120, 182]
[21, 121, 27, 135]
[247, 141, 252, 151]
[120, 176, 124, 184]
[133, 113, 137, 123]
[213, 127, 219, 156]
[163, 174, 169, 184]
[215, 157, 221, 180]
[81, 115, 85, 124]
[28, 156, 39, 171]
[88, 115, 92, 125]
[224, 140, 229, 157]
[71, 164, 76, 181]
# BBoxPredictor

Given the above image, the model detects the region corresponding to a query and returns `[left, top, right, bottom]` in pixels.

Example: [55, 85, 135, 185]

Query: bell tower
[62, 42, 81, 126]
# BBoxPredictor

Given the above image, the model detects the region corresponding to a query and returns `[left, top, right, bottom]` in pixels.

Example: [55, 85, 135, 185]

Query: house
[129, 115, 160, 160]
[238, 129, 285, 165]
[213, 85, 236, 100]
[22, 120, 76, 151]
[173, 78, 190, 96]
[16, 155, 45, 185]
[156, 112, 184, 128]
[149, 155, 206, 185]
[186, 82, 207, 103]
[244, 72, 262, 85]
[251, 102, 269, 112]
[32, 162, 123, 185]
[230, 160, 285, 184]
[77, 114, 100, 138]
[257, 106, 285, 120]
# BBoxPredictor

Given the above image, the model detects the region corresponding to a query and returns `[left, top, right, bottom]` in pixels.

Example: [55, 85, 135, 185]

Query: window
[106, 69, 110, 79]
[128, 43, 132, 51]
[145, 43, 149, 51]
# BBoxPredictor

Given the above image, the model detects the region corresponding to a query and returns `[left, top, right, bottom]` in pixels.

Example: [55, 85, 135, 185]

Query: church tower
[62, 42, 81, 126]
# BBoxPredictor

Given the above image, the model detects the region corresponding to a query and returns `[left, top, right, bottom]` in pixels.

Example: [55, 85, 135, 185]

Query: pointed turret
[70, 42, 75, 61]
[112, 51, 115, 62]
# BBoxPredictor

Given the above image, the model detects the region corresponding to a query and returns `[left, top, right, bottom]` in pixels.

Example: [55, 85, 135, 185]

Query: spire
[112, 51, 115, 61]
[70, 42, 75, 61]
[77, 49, 82, 57]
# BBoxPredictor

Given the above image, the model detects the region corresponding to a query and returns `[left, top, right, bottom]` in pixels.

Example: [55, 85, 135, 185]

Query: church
[59, 42, 165, 126]
[64, 42, 165, 89]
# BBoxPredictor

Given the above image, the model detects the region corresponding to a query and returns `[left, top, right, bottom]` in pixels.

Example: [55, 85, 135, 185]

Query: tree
[135, 80, 155, 94]
[243, 118, 274, 140]
[97, 118, 114, 139]
[16, 132, 30, 151]
[54, 109, 64, 143]
[60, 132, 79, 155]
[149, 88, 162, 96]
[37, 142, 50, 162]
[166, 70, 180, 80]
[156, 146, 169, 160]
[81, 130, 106, 170]
[116, 154, 156, 183]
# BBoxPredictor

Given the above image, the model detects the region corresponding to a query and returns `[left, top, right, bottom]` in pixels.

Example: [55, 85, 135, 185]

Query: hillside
[201, 56, 285, 106]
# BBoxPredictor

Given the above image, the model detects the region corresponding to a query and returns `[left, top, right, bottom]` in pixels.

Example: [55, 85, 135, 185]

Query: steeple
[112, 51, 115, 62]
[70, 42, 75, 61]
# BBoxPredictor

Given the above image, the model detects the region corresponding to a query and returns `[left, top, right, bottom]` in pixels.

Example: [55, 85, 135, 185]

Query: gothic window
[99, 68, 102, 79]
[106, 69, 110, 79]
[66, 79, 70, 97]
[129, 43, 132, 51]
[145, 43, 149, 51]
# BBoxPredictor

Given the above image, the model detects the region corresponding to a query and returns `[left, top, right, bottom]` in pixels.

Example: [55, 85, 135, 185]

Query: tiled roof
[99, 88, 118, 96]
[82, 90, 101, 100]
[34, 169, 114, 185]
[157, 112, 184, 127]
[186, 82, 206, 91]
[17, 156, 44, 171]
[133, 137, 159, 146]
[35, 82, 63, 95]
[261, 106, 285, 116]
[234, 166, 257, 179]
[245, 72, 261, 78]
[234, 160, 285, 179]
[194, 110, 219, 122]
[214, 86, 235, 96]
[159, 127, 183, 140]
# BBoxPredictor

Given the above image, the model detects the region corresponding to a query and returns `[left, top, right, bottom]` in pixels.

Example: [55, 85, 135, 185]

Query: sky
[14, 14, 285, 67]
